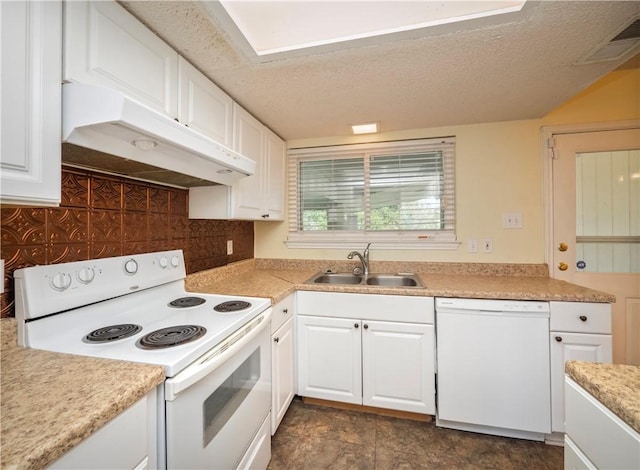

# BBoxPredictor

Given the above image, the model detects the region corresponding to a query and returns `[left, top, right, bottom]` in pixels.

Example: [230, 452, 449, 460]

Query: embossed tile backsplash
[0, 166, 253, 318]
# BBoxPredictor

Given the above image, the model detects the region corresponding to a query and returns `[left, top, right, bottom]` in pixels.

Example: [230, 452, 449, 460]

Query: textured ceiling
[120, 1, 640, 141]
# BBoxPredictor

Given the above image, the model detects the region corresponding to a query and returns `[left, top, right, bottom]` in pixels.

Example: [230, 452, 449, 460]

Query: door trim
[541, 120, 640, 277]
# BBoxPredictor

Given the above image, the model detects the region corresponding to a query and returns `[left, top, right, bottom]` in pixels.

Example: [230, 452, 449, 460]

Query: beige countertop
[185, 258, 615, 304]
[0, 318, 165, 470]
[565, 360, 640, 434]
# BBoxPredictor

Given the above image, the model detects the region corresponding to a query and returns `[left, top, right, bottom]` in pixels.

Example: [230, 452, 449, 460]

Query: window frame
[286, 137, 459, 250]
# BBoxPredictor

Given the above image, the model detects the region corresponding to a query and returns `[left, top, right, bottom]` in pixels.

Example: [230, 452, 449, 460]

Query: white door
[549, 332, 612, 432]
[296, 315, 362, 404]
[362, 320, 434, 414]
[550, 127, 640, 364]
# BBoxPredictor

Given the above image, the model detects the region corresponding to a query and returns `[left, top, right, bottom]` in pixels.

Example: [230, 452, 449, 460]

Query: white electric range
[14, 250, 273, 469]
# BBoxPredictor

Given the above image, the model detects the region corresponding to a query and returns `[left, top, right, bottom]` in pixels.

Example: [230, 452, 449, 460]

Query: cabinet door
[230, 103, 265, 219]
[550, 332, 612, 432]
[263, 129, 285, 221]
[64, 1, 178, 118]
[297, 315, 362, 404]
[271, 317, 295, 434]
[362, 321, 435, 414]
[178, 58, 233, 146]
[1, 0, 61, 206]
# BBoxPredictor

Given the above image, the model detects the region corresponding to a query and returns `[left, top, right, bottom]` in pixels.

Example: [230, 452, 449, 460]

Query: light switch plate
[227, 240, 233, 255]
[502, 212, 523, 229]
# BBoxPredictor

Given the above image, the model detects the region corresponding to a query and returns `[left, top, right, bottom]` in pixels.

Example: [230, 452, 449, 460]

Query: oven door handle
[164, 308, 272, 401]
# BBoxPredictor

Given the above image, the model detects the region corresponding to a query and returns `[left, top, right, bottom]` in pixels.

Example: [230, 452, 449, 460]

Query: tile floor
[268, 399, 563, 469]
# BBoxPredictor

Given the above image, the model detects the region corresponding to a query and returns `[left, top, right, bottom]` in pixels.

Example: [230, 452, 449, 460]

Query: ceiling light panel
[217, 0, 526, 56]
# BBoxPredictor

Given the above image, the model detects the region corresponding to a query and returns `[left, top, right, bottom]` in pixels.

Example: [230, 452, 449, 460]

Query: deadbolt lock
[558, 242, 568, 252]
[558, 262, 568, 271]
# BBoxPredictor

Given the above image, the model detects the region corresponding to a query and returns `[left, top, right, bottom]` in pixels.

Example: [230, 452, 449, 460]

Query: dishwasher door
[436, 298, 551, 440]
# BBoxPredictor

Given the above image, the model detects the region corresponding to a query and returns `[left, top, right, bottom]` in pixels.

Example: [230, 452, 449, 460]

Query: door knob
[558, 262, 568, 271]
[558, 242, 568, 252]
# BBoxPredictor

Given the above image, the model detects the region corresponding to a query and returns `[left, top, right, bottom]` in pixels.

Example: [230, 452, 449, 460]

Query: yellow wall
[255, 67, 639, 262]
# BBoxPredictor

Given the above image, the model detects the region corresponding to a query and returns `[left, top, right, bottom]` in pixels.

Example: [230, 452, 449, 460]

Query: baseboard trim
[300, 396, 433, 422]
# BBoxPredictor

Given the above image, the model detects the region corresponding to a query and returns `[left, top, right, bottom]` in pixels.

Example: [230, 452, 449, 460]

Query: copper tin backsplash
[0, 166, 253, 318]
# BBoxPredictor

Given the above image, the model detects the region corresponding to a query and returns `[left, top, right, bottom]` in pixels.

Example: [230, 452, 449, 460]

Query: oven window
[203, 347, 261, 447]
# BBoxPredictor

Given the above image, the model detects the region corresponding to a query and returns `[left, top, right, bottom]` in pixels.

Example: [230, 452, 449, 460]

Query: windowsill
[285, 233, 461, 250]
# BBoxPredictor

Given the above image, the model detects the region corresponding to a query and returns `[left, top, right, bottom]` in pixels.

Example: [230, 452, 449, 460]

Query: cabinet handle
[354, 323, 359, 329]
[363, 324, 369, 329]
[262, 214, 270, 219]
[579, 315, 587, 322]
[274, 337, 279, 343]
[283, 308, 288, 314]
[555, 336, 563, 342]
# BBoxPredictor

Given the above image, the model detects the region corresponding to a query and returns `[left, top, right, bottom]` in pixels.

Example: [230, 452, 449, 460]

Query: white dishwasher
[435, 298, 551, 441]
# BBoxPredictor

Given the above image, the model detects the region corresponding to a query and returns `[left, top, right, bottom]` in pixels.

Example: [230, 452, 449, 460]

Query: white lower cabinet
[47, 389, 158, 469]
[296, 292, 435, 415]
[549, 302, 612, 433]
[565, 377, 639, 470]
[271, 295, 295, 434]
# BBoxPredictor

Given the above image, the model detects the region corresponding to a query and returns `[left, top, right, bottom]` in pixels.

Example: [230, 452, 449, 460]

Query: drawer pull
[555, 336, 563, 342]
[579, 315, 588, 322]
[283, 308, 288, 314]
[363, 324, 369, 330]
[354, 323, 359, 329]
[274, 337, 279, 343]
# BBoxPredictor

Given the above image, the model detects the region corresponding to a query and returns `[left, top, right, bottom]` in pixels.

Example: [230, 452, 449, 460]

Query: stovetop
[13, 251, 271, 377]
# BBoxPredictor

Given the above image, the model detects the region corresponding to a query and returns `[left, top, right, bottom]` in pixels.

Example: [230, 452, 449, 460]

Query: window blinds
[288, 137, 455, 244]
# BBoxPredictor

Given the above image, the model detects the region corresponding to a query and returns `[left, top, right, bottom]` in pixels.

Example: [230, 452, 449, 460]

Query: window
[287, 137, 457, 249]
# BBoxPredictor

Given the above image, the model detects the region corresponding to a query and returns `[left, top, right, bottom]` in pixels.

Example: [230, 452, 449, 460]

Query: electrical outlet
[482, 239, 493, 253]
[227, 240, 233, 255]
[502, 212, 523, 229]
[468, 239, 477, 253]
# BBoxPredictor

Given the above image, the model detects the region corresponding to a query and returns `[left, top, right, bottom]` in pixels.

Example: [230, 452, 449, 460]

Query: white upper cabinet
[178, 58, 233, 147]
[64, 1, 179, 118]
[231, 104, 266, 219]
[1, 0, 62, 206]
[189, 104, 285, 220]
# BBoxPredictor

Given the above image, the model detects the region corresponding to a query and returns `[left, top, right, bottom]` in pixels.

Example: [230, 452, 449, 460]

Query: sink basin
[306, 272, 424, 288]
[311, 273, 363, 285]
[365, 274, 422, 287]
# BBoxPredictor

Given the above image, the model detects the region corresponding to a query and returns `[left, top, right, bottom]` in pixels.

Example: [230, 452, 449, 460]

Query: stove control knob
[77, 267, 95, 284]
[50, 272, 72, 291]
[159, 257, 168, 269]
[124, 259, 138, 275]
[170, 256, 180, 268]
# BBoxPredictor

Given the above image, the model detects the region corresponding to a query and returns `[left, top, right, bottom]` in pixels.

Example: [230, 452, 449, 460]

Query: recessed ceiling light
[351, 123, 379, 135]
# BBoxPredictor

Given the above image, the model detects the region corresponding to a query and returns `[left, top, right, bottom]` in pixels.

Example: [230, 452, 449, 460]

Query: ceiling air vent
[582, 17, 640, 64]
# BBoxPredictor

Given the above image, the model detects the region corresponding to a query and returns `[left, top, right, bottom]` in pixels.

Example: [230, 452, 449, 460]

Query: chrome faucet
[347, 243, 371, 276]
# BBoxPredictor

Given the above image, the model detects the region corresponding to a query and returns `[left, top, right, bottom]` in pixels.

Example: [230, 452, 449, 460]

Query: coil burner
[213, 300, 252, 313]
[137, 325, 207, 349]
[84, 324, 143, 343]
[168, 297, 206, 308]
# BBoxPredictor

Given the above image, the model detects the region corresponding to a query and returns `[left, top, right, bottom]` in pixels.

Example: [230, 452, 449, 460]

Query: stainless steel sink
[310, 273, 363, 285]
[365, 274, 422, 287]
[306, 272, 424, 288]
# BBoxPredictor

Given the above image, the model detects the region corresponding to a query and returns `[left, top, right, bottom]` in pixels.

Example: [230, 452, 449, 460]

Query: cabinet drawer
[550, 302, 611, 333]
[565, 378, 640, 470]
[271, 294, 294, 334]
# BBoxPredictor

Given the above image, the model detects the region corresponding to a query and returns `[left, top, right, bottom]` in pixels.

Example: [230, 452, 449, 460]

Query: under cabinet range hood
[61, 83, 256, 186]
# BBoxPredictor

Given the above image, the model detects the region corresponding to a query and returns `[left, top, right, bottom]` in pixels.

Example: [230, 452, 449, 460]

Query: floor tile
[269, 400, 564, 470]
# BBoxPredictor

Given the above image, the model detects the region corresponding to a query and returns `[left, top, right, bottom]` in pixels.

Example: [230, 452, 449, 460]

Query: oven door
[164, 310, 272, 470]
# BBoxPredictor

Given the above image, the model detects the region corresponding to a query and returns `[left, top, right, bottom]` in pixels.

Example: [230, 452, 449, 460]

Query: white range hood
[62, 83, 255, 186]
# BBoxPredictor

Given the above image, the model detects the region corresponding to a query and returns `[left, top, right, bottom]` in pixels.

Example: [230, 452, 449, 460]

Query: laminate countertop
[185, 258, 615, 304]
[565, 360, 640, 435]
[0, 318, 165, 470]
